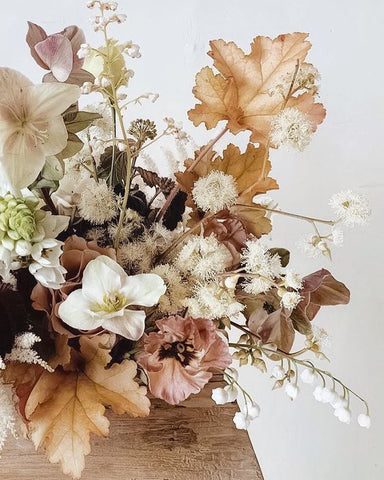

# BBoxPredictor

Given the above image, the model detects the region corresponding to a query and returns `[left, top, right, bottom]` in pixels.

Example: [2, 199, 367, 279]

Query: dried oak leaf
[291, 269, 350, 334]
[188, 34, 326, 144]
[14, 336, 150, 479]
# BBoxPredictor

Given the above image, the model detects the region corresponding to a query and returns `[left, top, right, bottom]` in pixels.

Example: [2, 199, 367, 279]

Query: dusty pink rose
[31, 235, 115, 336]
[138, 316, 232, 405]
[26, 22, 94, 85]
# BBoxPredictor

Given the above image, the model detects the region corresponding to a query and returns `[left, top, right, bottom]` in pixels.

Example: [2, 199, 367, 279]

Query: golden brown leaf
[231, 204, 272, 238]
[16, 336, 150, 479]
[188, 33, 326, 144]
[212, 143, 278, 203]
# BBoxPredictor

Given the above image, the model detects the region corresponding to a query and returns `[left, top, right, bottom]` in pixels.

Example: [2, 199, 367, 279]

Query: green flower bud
[0, 193, 38, 243]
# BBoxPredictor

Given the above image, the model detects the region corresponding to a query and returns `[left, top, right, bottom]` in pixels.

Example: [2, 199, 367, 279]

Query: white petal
[58, 289, 100, 330]
[121, 273, 166, 307]
[43, 116, 69, 156]
[0, 68, 32, 105]
[27, 83, 80, 121]
[82, 255, 127, 302]
[0, 149, 45, 190]
[38, 211, 69, 238]
[101, 309, 145, 340]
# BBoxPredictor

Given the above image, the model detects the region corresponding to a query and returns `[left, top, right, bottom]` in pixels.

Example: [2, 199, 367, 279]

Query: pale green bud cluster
[0, 193, 40, 245]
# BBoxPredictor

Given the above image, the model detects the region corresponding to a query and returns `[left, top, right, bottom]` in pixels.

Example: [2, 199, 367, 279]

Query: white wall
[1, 1, 383, 479]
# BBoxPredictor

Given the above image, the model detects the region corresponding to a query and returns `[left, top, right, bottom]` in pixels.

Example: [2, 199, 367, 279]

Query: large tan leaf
[212, 143, 278, 202]
[19, 336, 150, 479]
[230, 204, 272, 238]
[189, 34, 326, 144]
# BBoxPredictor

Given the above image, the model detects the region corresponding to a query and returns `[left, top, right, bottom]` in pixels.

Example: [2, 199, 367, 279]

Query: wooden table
[1, 375, 263, 480]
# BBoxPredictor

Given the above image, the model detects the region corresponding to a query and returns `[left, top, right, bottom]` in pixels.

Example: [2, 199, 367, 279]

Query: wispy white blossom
[192, 171, 238, 213]
[329, 190, 371, 226]
[270, 107, 313, 151]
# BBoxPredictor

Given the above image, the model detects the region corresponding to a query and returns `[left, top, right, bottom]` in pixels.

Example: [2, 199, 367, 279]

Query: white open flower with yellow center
[0, 68, 80, 190]
[58, 255, 166, 340]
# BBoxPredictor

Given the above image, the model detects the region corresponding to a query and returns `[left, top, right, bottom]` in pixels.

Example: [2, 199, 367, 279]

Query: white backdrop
[1, 1, 383, 479]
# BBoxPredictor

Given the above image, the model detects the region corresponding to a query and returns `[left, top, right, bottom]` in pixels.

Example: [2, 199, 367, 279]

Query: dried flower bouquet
[0, 1, 371, 478]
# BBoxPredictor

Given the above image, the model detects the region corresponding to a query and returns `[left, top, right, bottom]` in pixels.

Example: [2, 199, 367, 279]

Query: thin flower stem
[229, 322, 368, 409]
[235, 203, 335, 226]
[99, 20, 133, 249]
[259, 60, 300, 181]
[156, 126, 229, 221]
[109, 106, 117, 187]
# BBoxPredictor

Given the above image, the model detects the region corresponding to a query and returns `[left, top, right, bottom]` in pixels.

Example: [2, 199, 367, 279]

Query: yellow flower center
[95, 291, 127, 313]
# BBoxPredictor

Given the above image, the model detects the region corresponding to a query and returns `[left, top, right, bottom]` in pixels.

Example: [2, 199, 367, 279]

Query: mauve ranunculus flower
[137, 315, 232, 405]
[31, 235, 115, 336]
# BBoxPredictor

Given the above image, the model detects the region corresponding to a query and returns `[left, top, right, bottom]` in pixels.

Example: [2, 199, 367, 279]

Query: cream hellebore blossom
[0, 68, 80, 191]
[58, 255, 166, 340]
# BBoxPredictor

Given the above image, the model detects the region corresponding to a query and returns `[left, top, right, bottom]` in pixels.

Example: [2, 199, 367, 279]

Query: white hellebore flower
[0, 68, 80, 191]
[58, 255, 166, 340]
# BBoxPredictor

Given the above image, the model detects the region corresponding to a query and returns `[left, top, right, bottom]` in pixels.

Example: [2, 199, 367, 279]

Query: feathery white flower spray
[192, 171, 238, 213]
[4, 333, 53, 372]
[184, 280, 244, 320]
[329, 190, 371, 226]
[151, 264, 188, 314]
[176, 235, 233, 280]
[78, 179, 118, 224]
[270, 107, 313, 151]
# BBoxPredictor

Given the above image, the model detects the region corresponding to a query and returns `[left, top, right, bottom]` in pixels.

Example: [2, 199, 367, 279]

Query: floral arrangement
[0, 1, 372, 478]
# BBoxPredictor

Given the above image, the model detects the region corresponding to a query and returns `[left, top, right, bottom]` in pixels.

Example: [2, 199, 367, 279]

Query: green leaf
[56, 132, 84, 161]
[268, 248, 290, 267]
[65, 111, 102, 134]
[41, 156, 65, 181]
[97, 147, 128, 187]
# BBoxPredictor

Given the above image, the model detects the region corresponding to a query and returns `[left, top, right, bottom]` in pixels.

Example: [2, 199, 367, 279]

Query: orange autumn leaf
[19, 336, 150, 479]
[212, 143, 278, 203]
[188, 33, 326, 144]
[176, 143, 278, 203]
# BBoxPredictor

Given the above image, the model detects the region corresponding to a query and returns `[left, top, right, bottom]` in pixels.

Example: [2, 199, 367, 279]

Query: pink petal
[26, 22, 48, 69]
[146, 358, 212, 405]
[61, 25, 86, 69]
[35, 34, 73, 82]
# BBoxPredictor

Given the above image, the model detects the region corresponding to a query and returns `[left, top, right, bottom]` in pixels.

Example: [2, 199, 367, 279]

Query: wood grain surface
[1, 374, 263, 480]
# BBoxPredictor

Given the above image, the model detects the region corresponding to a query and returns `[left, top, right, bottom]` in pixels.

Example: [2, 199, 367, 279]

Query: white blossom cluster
[329, 190, 371, 226]
[176, 235, 233, 280]
[271, 365, 371, 428]
[78, 179, 118, 225]
[0, 333, 53, 372]
[270, 107, 314, 151]
[211, 367, 261, 430]
[269, 63, 320, 98]
[241, 239, 302, 309]
[183, 280, 244, 320]
[192, 171, 238, 214]
[151, 264, 189, 314]
[297, 190, 370, 259]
